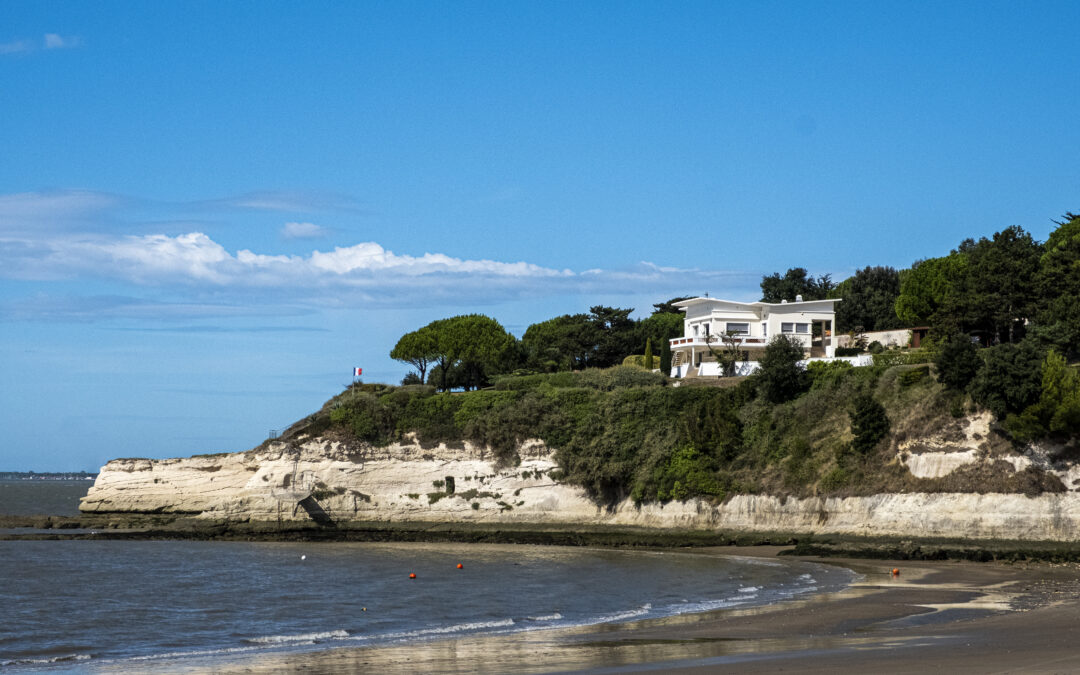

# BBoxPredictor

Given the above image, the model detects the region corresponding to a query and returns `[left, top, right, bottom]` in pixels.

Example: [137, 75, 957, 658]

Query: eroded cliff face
[81, 415, 1080, 541]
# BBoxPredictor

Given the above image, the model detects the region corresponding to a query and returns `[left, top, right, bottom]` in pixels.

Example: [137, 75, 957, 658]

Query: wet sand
[151, 547, 1080, 674]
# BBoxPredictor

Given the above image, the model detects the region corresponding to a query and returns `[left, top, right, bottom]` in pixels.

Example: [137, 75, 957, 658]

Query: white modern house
[669, 296, 845, 378]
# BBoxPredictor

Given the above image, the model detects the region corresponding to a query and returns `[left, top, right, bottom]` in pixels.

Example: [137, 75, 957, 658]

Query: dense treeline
[391, 301, 686, 391]
[766, 213, 1080, 444]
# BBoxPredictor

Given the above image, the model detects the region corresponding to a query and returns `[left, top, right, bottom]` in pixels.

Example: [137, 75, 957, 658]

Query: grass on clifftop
[281, 364, 1058, 508]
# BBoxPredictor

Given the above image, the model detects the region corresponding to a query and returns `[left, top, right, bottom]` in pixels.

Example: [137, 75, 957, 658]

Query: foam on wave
[247, 629, 349, 645]
[1, 654, 91, 666]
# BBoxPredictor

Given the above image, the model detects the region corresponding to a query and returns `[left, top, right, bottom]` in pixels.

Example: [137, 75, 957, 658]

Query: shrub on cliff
[647, 445, 723, 503]
[1006, 350, 1080, 442]
[754, 335, 808, 404]
[969, 339, 1045, 418]
[849, 393, 890, 454]
[934, 333, 980, 391]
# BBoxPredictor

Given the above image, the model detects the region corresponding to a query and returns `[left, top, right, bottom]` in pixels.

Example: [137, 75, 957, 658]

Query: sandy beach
[139, 546, 1080, 674]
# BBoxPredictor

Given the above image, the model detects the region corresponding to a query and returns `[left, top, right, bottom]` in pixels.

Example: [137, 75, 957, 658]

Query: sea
[0, 480, 856, 672]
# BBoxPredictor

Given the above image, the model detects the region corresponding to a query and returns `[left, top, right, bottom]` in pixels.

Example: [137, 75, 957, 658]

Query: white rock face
[81, 431, 1080, 541]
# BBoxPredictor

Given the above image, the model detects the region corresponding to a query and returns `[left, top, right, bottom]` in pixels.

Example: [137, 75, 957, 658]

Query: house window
[693, 325, 699, 336]
[781, 322, 810, 334]
[762, 323, 767, 337]
[726, 322, 749, 336]
[704, 323, 710, 336]
[795, 323, 809, 334]
[781, 322, 794, 333]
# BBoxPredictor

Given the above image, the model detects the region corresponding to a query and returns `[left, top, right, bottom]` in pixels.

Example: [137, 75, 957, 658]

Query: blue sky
[2, 1, 1078, 470]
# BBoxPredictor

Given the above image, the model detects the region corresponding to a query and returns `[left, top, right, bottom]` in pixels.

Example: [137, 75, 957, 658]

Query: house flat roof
[673, 296, 840, 311]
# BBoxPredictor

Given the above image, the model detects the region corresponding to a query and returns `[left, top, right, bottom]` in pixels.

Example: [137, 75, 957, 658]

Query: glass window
[781, 322, 794, 333]
[726, 322, 749, 335]
[796, 323, 810, 334]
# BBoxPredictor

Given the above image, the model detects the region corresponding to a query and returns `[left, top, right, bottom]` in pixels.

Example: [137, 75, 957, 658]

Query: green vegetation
[849, 394, 890, 454]
[1006, 351, 1080, 442]
[934, 334, 980, 391]
[831, 266, 903, 332]
[392, 315, 517, 391]
[290, 353, 1042, 508]
[755, 335, 807, 404]
[759, 268, 833, 303]
[364, 213, 1080, 510]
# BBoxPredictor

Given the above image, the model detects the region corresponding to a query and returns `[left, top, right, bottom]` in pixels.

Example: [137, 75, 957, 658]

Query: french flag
[353, 367, 363, 377]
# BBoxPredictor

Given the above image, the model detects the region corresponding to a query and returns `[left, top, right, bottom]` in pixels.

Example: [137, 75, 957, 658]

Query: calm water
[0, 485, 856, 672]
[0, 480, 93, 516]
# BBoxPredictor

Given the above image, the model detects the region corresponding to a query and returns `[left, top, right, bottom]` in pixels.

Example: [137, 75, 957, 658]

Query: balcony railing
[669, 336, 767, 348]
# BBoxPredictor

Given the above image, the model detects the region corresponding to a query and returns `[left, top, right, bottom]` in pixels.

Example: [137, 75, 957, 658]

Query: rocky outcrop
[81, 437, 603, 524]
[81, 421, 1080, 542]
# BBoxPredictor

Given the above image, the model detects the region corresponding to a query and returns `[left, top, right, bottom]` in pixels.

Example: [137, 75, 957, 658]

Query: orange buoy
[892, 568, 900, 576]
[409, 573, 417, 579]
[457, 563, 464, 569]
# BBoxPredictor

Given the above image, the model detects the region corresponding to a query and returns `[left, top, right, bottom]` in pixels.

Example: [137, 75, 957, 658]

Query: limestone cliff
[81, 413, 1080, 542]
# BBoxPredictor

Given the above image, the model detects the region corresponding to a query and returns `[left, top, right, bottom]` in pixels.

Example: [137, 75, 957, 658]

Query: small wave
[128, 645, 263, 661]
[247, 629, 349, 645]
[1, 654, 91, 666]
[798, 573, 815, 581]
[738, 586, 760, 593]
[665, 598, 750, 615]
[595, 603, 652, 623]
[351, 618, 516, 643]
[526, 613, 563, 622]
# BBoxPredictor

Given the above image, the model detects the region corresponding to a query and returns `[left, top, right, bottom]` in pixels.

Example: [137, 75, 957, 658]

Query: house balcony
[668, 336, 768, 350]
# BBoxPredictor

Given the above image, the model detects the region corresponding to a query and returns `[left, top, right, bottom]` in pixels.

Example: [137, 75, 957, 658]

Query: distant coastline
[0, 471, 97, 481]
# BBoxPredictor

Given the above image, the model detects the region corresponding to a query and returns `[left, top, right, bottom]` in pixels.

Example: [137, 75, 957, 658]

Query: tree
[522, 314, 600, 371]
[652, 296, 693, 315]
[589, 305, 637, 367]
[1006, 350, 1080, 441]
[895, 253, 968, 329]
[640, 312, 683, 347]
[425, 317, 457, 392]
[834, 266, 903, 332]
[934, 333, 981, 392]
[437, 314, 518, 391]
[760, 268, 833, 303]
[1031, 214, 1080, 357]
[850, 394, 891, 454]
[390, 326, 437, 383]
[969, 339, 1046, 418]
[705, 330, 744, 377]
[644, 339, 654, 370]
[962, 226, 1041, 344]
[399, 315, 517, 392]
[755, 335, 808, 404]
[522, 306, 640, 371]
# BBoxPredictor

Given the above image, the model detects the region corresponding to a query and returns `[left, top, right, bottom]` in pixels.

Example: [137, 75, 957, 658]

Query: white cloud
[0, 186, 760, 308]
[0, 39, 33, 54]
[0, 228, 764, 308]
[0, 231, 572, 287]
[281, 222, 328, 239]
[43, 34, 80, 49]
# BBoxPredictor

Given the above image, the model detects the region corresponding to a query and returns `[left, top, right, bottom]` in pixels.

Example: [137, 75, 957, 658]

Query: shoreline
[102, 547, 1080, 674]
[8, 513, 1080, 563]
